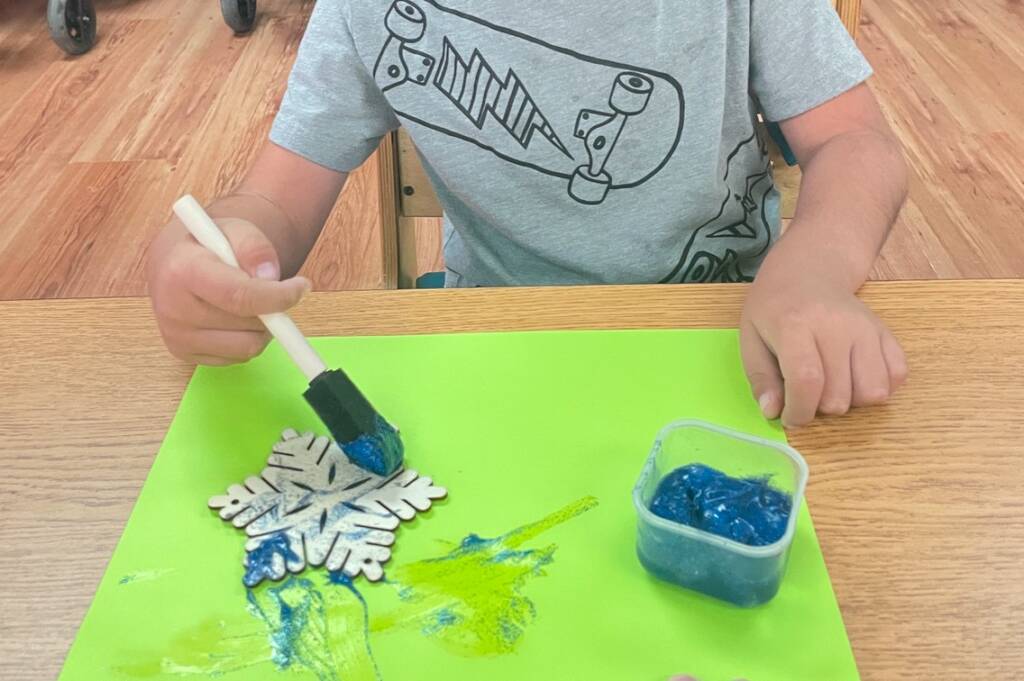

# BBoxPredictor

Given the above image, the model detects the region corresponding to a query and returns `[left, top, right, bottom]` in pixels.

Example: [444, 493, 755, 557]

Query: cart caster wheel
[48, 0, 97, 56]
[221, 0, 257, 34]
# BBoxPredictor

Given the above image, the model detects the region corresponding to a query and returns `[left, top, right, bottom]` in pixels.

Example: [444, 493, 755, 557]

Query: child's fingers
[216, 217, 282, 281]
[774, 329, 825, 428]
[190, 295, 267, 331]
[186, 354, 240, 367]
[186, 253, 310, 317]
[177, 329, 271, 363]
[816, 331, 854, 416]
[851, 332, 891, 407]
[880, 327, 909, 390]
[156, 289, 266, 331]
[739, 320, 784, 419]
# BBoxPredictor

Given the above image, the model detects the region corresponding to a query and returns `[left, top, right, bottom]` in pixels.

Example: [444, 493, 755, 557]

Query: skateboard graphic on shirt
[372, 0, 685, 205]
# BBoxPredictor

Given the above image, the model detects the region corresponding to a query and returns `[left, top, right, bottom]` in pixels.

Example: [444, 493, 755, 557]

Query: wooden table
[1, 281, 1021, 680]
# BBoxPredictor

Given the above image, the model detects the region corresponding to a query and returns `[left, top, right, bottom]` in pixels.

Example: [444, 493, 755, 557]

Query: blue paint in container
[649, 464, 791, 547]
[633, 420, 808, 607]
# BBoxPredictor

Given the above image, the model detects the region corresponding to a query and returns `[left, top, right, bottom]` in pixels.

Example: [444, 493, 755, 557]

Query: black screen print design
[659, 125, 775, 283]
[373, 0, 685, 205]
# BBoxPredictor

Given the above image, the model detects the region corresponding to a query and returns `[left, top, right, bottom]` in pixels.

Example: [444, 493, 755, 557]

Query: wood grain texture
[376, 130, 400, 289]
[412, 216, 446, 278]
[306, 156, 388, 291]
[1, 280, 1023, 679]
[862, 0, 1024, 280]
[397, 215, 447, 286]
[835, 0, 863, 37]
[0, 0, 386, 300]
[397, 128, 444, 217]
[398, 216, 422, 288]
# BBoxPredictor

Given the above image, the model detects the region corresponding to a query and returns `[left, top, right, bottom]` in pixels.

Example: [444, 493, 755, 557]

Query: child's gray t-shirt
[270, 0, 872, 287]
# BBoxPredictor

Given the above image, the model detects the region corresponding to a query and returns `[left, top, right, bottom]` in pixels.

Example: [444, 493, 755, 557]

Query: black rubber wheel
[48, 0, 97, 55]
[221, 0, 258, 34]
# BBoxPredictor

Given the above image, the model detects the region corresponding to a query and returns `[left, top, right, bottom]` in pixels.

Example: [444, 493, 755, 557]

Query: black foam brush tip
[303, 369, 404, 476]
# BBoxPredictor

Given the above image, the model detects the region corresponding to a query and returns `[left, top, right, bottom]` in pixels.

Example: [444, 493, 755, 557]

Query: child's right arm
[148, 141, 348, 365]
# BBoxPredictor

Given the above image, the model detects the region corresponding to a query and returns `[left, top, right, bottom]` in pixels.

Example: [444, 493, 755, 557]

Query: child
[148, 0, 909, 428]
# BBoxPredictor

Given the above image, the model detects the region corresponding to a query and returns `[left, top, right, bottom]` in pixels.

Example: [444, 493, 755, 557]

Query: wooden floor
[0, 0, 1021, 300]
[0, 0, 387, 299]
[862, 1, 1024, 279]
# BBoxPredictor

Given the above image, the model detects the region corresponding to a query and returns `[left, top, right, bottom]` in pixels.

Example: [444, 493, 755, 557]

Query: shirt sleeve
[269, 0, 400, 172]
[749, 0, 874, 122]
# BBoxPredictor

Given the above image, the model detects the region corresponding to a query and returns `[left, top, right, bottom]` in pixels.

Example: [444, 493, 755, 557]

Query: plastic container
[633, 419, 808, 607]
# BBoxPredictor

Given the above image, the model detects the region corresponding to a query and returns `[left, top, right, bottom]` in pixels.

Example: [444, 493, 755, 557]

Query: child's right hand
[148, 215, 310, 365]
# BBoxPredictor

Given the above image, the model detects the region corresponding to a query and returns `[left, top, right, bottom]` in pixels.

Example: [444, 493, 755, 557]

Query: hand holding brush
[169, 195, 405, 476]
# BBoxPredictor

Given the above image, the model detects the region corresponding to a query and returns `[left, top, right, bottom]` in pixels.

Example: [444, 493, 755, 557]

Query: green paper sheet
[59, 329, 858, 681]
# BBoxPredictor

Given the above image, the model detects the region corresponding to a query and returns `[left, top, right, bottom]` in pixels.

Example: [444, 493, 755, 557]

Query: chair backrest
[380, 0, 862, 286]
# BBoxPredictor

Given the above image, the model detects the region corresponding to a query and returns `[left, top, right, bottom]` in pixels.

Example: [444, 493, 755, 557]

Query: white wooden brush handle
[172, 195, 327, 381]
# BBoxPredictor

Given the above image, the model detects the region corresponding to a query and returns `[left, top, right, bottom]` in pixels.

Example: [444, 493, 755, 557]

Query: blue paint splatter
[243, 533, 301, 588]
[245, 571, 382, 680]
[326, 570, 357, 588]
[341, 415, 404, 476]
[422, 607, 460, 636]
[118, 568, 173, 585]
[650, 463, 792, 546]
[246, 577, 336, 678]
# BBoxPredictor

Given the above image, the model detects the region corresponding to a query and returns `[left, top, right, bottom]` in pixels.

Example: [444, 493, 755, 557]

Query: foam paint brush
[172, 195, 404, 476]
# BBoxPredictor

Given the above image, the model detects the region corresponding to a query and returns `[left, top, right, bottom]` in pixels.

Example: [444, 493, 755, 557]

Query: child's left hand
[739, 260, 908, 427]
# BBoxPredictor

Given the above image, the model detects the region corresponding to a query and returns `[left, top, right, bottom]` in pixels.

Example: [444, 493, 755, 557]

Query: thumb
[217, 217, 282, 281]
[740, 319, 784, 420]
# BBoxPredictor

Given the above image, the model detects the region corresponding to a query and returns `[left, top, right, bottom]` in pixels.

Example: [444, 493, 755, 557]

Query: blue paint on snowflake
[243, 533, 300, 588]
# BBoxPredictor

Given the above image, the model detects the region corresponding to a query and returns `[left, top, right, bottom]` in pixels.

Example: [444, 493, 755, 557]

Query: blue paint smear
[340, 415, 404, 476]
[246, 578, 321, 670]
[239, 499, 597, 674]
[649, 463, 791, 546]
[422, 607, 461, 636]
[446, 534, 553, 572]
[243, 533, 301, 587]
[245, 573, 382, 680]
[344, 528, 370, 542]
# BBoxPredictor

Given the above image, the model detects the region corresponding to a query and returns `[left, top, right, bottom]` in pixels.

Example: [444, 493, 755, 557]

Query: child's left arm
[740, 83, 909, 427]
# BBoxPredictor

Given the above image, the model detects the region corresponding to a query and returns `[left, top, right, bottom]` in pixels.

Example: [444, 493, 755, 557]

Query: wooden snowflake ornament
[210, 429, 447, 587]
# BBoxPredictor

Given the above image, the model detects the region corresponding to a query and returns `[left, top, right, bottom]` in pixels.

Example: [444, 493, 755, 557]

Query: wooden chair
[377, 0, 863, 288]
